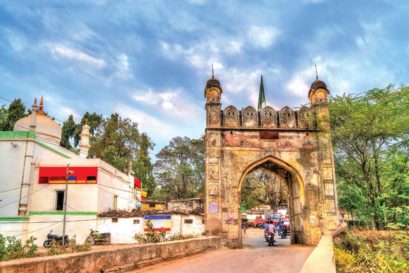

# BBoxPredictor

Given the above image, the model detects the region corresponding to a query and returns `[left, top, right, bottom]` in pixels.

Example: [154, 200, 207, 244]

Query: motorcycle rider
[266, 220, 277, 246]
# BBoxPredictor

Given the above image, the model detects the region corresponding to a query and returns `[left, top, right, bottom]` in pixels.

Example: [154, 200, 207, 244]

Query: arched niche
[223, 105, 240, 127]
[260, 106, 277, 128]
[279, 106, 296, 128]
[298, 106, 313, 128]
[242, 106, 258, 127]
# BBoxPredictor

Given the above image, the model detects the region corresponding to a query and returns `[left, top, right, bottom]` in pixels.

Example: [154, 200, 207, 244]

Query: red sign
[134, 177, 142, 189]
[39, 166, 98, 184]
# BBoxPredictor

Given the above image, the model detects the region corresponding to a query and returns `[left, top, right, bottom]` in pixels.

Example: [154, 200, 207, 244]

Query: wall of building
[96, 214, 205, 244]
[0, 138, 30, 217]
[0, 236, 221, 273]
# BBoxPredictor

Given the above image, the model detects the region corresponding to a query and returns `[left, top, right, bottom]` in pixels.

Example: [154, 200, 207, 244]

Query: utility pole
[62, 163, 72, 246]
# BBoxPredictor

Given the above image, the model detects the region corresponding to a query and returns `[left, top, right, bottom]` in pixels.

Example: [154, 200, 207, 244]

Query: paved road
[132, 228, 314, 273]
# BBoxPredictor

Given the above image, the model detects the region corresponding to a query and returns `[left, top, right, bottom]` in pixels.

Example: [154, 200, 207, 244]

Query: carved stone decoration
[261, 106, 277, 128]
[206, 87, 221, 103]
[208, 182, 219, 195]
[207, 108, 221, 126]
[279, 106, 296, 128]
[298, 106, 313, 128]
[206, 133, 220, 147]
[242, 106, 258, 127]
[223, 105, 240, 127]
[208, 164, 219, 180]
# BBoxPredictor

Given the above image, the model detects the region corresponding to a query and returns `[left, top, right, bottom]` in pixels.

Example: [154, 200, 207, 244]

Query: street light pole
[62, 163, 70, 246]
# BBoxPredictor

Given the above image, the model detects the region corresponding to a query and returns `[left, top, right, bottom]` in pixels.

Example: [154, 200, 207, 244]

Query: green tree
[241, 169, 289, 210]
[133, 133, 156, 196]
[74, 112, 103, 147]
[154, 136, 204, 201]
[0, 99, 26, 131]
[60, 114, 76, 149]
[330, 86, 409, 229]
[0, 105, 8, 130]
[89, 113, 141, 172]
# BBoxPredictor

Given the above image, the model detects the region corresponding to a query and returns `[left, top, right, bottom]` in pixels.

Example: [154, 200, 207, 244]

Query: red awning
[134, 177, 142, 189]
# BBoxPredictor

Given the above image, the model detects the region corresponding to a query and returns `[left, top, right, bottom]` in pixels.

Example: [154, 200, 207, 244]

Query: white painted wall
[0, 139, 34, 217]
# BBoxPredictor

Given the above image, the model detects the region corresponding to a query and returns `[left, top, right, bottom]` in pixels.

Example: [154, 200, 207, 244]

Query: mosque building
[0, 97, 140, 242]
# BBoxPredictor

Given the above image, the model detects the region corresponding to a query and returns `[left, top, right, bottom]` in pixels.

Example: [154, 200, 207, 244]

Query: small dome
[310, 79, 328, 91]
[206, 77, 221, 90]
[308, 79, 329, 98]
[13, 98, 62, 145]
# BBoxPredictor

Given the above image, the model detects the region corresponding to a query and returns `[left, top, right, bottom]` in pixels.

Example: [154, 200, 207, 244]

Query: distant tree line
[2, 85, 408, 228]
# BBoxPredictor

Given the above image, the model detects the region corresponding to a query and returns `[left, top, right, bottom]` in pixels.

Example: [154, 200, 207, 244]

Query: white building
[0, 98, 136, 242]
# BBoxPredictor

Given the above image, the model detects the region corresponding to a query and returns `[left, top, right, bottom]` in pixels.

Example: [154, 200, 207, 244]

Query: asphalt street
[132, 228, 314, 273]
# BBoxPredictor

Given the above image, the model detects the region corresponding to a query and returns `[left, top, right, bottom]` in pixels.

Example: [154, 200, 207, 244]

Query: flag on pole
[258, 75, 266, 110]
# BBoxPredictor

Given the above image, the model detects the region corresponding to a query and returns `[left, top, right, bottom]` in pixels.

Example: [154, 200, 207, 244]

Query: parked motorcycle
[43, 230, 69, 248]
[86, 229, 111, 245]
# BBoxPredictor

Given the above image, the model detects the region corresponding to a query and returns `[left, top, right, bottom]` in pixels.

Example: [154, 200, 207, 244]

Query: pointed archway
[238, 156, 305, 245]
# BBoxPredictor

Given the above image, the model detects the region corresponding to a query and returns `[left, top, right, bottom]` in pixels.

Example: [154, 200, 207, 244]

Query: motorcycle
[266, 231, 275, 246]
[86, 229, 111, 245]
[43, 230, 69, 248]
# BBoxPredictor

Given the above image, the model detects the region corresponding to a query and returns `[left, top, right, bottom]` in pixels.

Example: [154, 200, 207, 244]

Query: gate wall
[203, 75, 339, 247]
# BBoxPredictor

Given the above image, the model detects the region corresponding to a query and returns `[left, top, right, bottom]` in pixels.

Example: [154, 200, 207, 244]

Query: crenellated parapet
[207, 104, 316, 130]
[204, 71, 329, 131]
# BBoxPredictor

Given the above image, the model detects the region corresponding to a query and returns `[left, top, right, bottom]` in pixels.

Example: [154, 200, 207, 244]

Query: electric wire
[0, 96, 65, 123]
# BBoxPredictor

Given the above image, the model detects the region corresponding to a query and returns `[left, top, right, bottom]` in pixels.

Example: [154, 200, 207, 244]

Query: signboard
[209, 201, 218, 214]
[143, 215, 171, 232]
[39, 166, 98, 184]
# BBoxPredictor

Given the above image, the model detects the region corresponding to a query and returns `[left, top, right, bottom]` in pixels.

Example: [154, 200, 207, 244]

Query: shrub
[134, 220, 198, 244]
[48, 235, 91, 256]
[0, 234, 38, 261]
[334, 229, 409, 273]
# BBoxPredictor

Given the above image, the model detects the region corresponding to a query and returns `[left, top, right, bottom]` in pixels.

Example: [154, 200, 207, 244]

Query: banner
[143, 215, 171, 232]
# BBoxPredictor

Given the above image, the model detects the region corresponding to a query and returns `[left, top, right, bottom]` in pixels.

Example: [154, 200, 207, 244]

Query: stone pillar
[313, 94, 339, 234]
[204, 74, 223, 236]
[79, 122, 90, 158]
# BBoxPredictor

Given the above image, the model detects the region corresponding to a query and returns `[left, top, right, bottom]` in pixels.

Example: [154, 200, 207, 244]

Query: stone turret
[205, 66, 222, 127]
[79, 121, 90, 158]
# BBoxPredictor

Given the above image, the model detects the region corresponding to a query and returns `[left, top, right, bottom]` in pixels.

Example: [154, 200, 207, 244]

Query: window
[184, 219, 193, 224]
[133, 219, 140, 224]
[56, 191, 65, 211]
[113, 195, 118, 210]
[112, 218, 118, 223]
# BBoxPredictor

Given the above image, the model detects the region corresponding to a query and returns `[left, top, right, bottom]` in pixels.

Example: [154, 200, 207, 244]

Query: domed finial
[315, 64, 319, 80]
[32, 97, 38, 110]
[37, 96, 45, 115]
[211, 63, 215, 79]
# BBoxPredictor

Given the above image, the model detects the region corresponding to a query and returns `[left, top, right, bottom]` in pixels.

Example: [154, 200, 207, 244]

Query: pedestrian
[278, 218, 284, 236]
[242, 221, 248, 234]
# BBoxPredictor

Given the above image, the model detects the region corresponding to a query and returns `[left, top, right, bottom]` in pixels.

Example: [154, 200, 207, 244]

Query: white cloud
[50, 44, 106, 68]
[131, 88, 203, 121]
[286, 67, 316, 99]
[113, 54, 132, 80]
[247, 26, 280, 48]
[114, 104, 177, 141]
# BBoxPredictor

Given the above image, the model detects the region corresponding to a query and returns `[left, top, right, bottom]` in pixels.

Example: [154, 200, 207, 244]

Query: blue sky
[1, 0, 409, 155]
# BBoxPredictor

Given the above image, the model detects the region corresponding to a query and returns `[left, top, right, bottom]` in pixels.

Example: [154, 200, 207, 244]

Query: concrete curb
[299, 235, 336, 273]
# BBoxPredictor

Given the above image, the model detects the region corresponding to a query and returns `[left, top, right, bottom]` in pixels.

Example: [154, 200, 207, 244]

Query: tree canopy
[330, 86, 409, 229]
[153, 136, 204, 201]
[0, 99, 26, 131]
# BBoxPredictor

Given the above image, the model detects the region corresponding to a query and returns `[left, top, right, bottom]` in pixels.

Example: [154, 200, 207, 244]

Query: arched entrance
[203, 72, 339, 248]
[238, 156, 305, 245]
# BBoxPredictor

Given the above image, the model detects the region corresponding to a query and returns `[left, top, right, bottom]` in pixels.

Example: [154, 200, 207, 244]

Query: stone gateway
[204, 73, 339, 248]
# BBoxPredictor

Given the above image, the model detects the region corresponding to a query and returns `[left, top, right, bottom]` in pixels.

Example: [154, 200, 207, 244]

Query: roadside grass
[334, 229, 409, 273]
